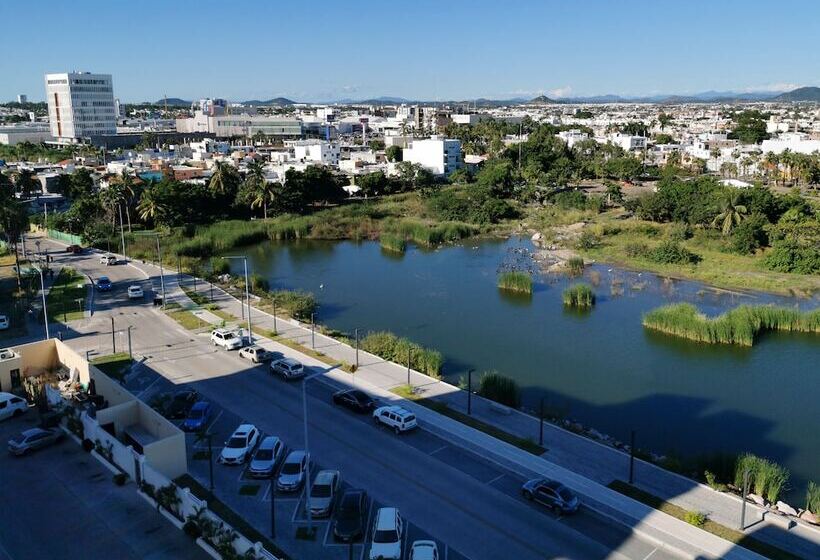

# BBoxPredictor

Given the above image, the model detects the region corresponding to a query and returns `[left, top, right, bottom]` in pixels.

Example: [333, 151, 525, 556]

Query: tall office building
[45, 71, 116, 141]
[16, 94, 27, 103]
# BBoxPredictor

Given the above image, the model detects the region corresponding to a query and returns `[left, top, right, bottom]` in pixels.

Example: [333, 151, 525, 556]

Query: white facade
[292, 140, 340, 166]
[761, 133, 820, 155]
[0, 125, 52, 146]
[609, 133, 647, 151]
[175, 112, 303, 138]
[403, 137, 463, 176]
[558, 129, 589, 148]
[45, 72, 116, 140]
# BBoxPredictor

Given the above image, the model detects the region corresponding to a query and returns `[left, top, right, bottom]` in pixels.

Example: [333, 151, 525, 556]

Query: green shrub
[704, 470, 727, 492]
[668, 223, 693, 242]
[566, 256, 585, 276]
[360, 331, 443, 378]
[497, 271, 532, 294]
[807, 481, 820, 514]
[562, 283, 595, 308]
[647, 241, 701, 265]
[477, 372, 521, 408]
[250, 273, 269, 292]
[764, 240, 820, 274]
[624, 242, 650, 258]
[380, 233, 406, 253]
[731, 213, 769, 255]
[576, 231, 600, 250]
[684, 510, 707, 528]
[266, 290, 316, 320]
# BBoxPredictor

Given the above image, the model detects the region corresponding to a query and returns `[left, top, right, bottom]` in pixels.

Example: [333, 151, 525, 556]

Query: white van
[0, 393, 28, 422]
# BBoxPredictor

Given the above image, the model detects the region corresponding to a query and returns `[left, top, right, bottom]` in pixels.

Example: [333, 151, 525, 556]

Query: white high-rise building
[16, 94, 27, 104]
[45, 72, 116, 141]
[402, 136, 463, 176]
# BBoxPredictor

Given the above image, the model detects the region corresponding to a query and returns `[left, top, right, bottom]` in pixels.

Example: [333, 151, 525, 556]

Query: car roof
[538, 479, 563, 490]
[381, 405, 412, 416]
[22, 428, 46, 437]
[128, 284, 141, 289]
[314, 470, 338, 485]
[284, 450, 306, 462]
[411, 541, 438, 557]
[258, 435, 280, 448]
[375, 507, 398, 528]
[98, 276, 110, 281]
[280, 358, 301, 366]
[233, 423, 256, 435]
[191, 401, 209, 410]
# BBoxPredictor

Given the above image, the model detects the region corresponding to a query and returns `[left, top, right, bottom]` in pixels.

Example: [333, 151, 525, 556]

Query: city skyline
[1, 0, 819, 103]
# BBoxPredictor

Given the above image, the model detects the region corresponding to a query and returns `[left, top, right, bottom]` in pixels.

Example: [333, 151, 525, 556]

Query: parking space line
[428, 444, 448, 456]
[206, 409, 223, 431]
[135, 375, 162, 397]
[261, 482, 272, 502]
[485, 473, 505, 486]
[359, 497, 376, 560]
[642, 549, 658, 560]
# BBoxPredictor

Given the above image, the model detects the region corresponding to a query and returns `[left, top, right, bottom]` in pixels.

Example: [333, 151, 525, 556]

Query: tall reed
[360, 331, 443, 378]
[643, 303, 820, 346]
[562, 283, 595, 308]
[379, 233, 407, 254]
[497, 271, 533, 294]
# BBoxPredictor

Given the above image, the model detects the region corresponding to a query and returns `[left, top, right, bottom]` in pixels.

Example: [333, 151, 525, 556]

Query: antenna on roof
[164, 94, 168, 114]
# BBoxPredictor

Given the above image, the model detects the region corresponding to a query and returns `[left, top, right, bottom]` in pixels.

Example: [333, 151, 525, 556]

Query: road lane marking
[429, 445, 448, 456]
[485, 473, 505, 486]
[642, 549, 657, 560]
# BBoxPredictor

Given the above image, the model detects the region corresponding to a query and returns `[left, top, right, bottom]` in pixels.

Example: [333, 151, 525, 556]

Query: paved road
[31, 237, 682, 560]
[0, 408, 208, 560]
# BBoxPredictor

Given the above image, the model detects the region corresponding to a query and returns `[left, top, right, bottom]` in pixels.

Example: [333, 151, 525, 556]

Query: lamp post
[354, 328, 359, 370]
[223, 256, 252, 345]
[467, 369, 475, 415]
[135, 232, 166, 308]
[32, 263, 49, 340]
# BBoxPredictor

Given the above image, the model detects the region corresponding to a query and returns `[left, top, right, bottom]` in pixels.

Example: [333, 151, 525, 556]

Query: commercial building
[44, 72, 116, 142]
[403, 136, 463, 176]
[17, 94, 27, 104]
[0, 124, 52, 145]
[176, 112, 304, 138]
[558, 129, 589, 148]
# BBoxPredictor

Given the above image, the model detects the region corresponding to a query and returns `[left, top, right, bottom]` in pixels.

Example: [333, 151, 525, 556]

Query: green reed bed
[497, 271, 533, 294]
[643, 303, 820, 346]
[388, 219, 475, 247]
[562, 283, 595, 308]
[360, 331, 443, 378]
[379, 233, 407, 254]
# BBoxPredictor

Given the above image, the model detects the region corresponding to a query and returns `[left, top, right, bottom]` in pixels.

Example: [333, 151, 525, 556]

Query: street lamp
[467, 369, 475, 415]
[134, 232, 166, 308]
[31, 263, 49, 340]
[222, 256, 252, 345]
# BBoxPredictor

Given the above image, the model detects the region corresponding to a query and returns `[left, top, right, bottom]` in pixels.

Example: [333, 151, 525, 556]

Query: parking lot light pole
[223, 256, 252, 345]
[311, 313, 315, 348]
[629, 430, 636, 485]
[32, 263, 49, 340]
[354, 328, 359, 369]
[467, 369, 475, 415]
[111, 317, 116, 354]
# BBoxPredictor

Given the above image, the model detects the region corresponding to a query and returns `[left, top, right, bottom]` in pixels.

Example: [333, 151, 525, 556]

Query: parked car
[7, 427, 64, 456]
[409, 541, 440, 560]
[238, 345, 275, 364]
[521, 478, 580, 514]
[270, 357, 305, 380]
[211, 328, 243, 350]
[181, 401, 211, 432]
[127, 285, 144, 299]
[276, 450, 309, 491]
[332, 389, 376, 413]
[369, 507, 403, 560]
[373, 406, 418, 434]
[309, 469, 340, 517]
[0, 315, 9, 330]
[96, 276, 112, 292]
[99, 254, 117, 266]
[248, 436, 284, 478]
[0, 392, 28, 421]
[218, 424, 260, 465]
[66, 244, 83, 254]
[162, 389, 199, 419]
[334, 489, 368, 542]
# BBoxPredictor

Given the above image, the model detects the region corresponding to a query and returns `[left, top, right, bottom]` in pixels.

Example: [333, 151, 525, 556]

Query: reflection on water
[231, 236, 820, 501]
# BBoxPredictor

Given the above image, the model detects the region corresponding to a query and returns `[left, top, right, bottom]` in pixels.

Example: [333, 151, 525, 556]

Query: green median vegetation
[497, 271, 533, 294]
[607, 480, 800, 560]
[47, 267, 88, 322]
[90, 353, 133, 382]
[642, 303, 820, 346]
[391, 385, 544, 455]
[562, 283, 595, 308]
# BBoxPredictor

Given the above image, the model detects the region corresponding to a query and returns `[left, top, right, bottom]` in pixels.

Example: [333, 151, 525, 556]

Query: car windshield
[255, 449, 273, 461]
[373, 529, 398, 543]
[405, 415, 416, 422]
[227, 436, 247, 448]
[224, 333, 236, 339]
[10, 434, 26, 444]
[311, 484, 331, 498]
[339, 496, 359, 515]
[188, 409, 203, 419]
[558, 488, 575, 501]
[281, 460, 301, 475]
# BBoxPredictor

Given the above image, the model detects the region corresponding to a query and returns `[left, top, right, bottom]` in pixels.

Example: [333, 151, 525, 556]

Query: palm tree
[99, 185, 121, 229]
[251, 180, 278, 219]
[137, 186, 164, 224]
[711, 194, 748, 235]
[209, 160, 238, 195]
[118, 172, 136, 232]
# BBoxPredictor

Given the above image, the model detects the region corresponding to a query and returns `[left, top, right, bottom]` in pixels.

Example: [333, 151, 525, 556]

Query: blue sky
[2, 0, 819, 102]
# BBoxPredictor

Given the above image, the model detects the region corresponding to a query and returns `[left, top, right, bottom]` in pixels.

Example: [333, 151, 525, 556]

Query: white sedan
[127, 285, 144, 299]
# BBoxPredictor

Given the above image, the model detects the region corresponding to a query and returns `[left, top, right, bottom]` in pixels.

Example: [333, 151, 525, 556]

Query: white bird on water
[319, 284, 324, 289]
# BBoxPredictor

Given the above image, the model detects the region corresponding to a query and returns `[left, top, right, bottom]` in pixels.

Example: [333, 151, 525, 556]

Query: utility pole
[311, 313, 315, 349]
[272, 300, 277, 334]
[407, 347, 411, 386]
[118, 203, 126, 261]
[111, 317, 116, 354]
[127, 326, 133, 359]
[270, 480, 276, 539]
[156, 235, 166, 308]
[740, 468, 750, 530]
[467, 369, 474, 415]
[33, 264, 49, 340]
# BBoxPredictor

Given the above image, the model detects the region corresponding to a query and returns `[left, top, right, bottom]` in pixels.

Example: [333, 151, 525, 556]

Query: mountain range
[146, 86, 820, 108]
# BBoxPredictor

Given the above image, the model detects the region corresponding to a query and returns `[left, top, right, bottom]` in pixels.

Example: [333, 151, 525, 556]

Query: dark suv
[333, 489, 368, 542]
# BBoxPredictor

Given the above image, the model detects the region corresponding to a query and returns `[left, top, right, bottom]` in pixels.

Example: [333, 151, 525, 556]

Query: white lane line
[642, 549, 658, 560]
[206, 409, 224, 431]
[485, 473, 505, 486]
[261, 482, 272, 502]
[135, 376, 162, 397]
[429, 445, 448, 456]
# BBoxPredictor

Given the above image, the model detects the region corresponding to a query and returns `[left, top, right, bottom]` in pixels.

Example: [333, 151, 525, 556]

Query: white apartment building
[609, 133, 647, 151]
[403, 136, 463, 176]
[761, 132, 820, 155]
[291, 140, 340, 166]
[45, 72, 116, 141]
[557, 129, 589, 148]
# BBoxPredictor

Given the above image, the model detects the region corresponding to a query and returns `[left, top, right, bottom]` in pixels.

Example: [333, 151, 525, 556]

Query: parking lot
[0, 407, 207, 560]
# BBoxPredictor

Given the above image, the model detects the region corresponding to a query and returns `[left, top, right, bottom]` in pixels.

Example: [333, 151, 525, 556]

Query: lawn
[90, 353, 133, 382]
[607, 480, 800, 560]
[391, 385, 546, 455]
[46, 267, 88, 322]
[165, 309, 211, 330]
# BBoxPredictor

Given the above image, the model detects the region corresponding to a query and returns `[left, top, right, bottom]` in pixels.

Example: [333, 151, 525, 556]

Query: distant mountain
[773, 86, 820, 102]
[529, 95, 557, 104]
[241, 97, 296, 106]
[153, 97, 190, 106]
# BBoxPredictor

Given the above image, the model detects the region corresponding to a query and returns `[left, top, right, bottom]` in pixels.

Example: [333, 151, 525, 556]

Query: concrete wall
[144, 432, 187, 480]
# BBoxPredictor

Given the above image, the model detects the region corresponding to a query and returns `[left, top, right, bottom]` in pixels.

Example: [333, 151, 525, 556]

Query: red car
[66, 244, 83, 254]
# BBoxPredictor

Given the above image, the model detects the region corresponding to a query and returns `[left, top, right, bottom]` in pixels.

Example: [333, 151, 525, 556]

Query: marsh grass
[566, 256, 585, 276]
[562, 283, 595, 308]
[360, 331, 443, 378]
[386, 218, 475, 247]
[497, 271, 533, 294]
[807, 482, 820, 514]
[734, 453, 791, 504]
[379, 233, 407, 253]
[643, 303, 820, 346]
[477, 371, 521, 408]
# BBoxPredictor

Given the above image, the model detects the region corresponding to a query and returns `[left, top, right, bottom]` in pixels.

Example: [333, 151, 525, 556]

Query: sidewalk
[118, 256, 819, 559]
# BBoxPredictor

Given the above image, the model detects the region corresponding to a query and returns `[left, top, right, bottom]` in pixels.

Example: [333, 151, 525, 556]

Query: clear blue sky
[2, 0, 818, 103]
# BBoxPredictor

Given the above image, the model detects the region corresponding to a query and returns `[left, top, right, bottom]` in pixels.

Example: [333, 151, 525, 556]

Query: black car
[332, 389, 376, 413]
[163, 389, 199, 419]
[333, 489, 368, 542]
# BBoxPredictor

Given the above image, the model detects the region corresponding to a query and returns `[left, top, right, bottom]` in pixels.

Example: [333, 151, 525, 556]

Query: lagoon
[231, 236, 820, 502]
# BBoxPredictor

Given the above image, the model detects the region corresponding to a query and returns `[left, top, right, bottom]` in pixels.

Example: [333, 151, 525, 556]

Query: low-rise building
[402, 136, 463, 176]
[291, 140, 340, 166]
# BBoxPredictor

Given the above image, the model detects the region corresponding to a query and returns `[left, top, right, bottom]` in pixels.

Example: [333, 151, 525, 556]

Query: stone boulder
[747, 493, 766, 506]
[800, 510, 819, 525]
[776, 501, 798, 517]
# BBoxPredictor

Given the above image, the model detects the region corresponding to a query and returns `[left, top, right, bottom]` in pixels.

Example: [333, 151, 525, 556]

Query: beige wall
[145, 432, 187, 480]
